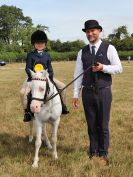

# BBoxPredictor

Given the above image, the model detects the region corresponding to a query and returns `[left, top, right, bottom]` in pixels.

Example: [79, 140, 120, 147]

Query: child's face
[34, 42, 46, 51]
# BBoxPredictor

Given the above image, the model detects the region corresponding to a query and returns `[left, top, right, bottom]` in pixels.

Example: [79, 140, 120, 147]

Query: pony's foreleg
[32, 123, 42, 168]
[43, 124, 52, 150]
[29, 120, 34, 143]
[51, 118, 60, 159]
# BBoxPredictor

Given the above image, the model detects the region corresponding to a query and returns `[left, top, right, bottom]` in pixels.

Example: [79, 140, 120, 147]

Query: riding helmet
[31, 30, 48, 45]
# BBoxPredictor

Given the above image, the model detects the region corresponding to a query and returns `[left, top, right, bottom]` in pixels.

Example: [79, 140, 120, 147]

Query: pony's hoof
[47, 144, 52, 150]
[45, 140, 52, 150]
[52, 153, 58, 160]
[29, 136, 33, 143]
[55, 156, 58, 160]
[54, 156, 58, 160]
[32, 162, 38, 168]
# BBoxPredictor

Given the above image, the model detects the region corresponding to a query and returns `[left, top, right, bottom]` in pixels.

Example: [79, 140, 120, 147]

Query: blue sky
[0, 0, 133, 43]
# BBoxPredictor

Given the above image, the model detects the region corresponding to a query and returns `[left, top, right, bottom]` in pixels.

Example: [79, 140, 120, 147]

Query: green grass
[0, 61, 133, 177]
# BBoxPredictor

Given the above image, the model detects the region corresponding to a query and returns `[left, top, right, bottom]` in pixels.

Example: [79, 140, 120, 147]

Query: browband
[32, 78, 48, 81]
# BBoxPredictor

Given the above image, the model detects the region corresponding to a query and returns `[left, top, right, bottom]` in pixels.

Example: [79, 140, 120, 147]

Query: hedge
[118, 51, 133, 60]
[0, 52, 26, 63]
[49, 51, 77, 61]
[0, 50, 132, 63]
[0, 51, 77, 62]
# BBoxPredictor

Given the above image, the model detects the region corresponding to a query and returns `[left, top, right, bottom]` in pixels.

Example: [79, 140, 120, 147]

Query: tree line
[0, 5, 133, 62]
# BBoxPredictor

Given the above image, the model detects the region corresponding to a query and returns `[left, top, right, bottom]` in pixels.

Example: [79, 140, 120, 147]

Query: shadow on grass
[0, 133, 86, 161]
[0, 133, 35, 160]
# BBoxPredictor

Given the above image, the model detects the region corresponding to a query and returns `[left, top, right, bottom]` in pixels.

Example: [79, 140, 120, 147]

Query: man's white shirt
[73, 39, 123, 98]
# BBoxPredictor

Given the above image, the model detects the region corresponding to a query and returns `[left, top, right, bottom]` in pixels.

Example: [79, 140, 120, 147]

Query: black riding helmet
[31, 30, 48, 45]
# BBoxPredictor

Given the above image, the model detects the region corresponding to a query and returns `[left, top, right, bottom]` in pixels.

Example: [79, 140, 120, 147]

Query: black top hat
[31, 30, 48, 44]
[82, 20, 102, 32]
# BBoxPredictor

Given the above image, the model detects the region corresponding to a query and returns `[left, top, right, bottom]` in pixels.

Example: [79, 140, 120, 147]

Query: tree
[0, 5, 50, 52]
[70, 40, 86, 51]
[0, 5, 32, 44]
[50, 39, 62, 52]
[50, 39, 85, 52]
[114, 26, 129, 39]
[106, 25, 133, 51]
[36, 24, 49, 32]
[107, 26, 129, 42]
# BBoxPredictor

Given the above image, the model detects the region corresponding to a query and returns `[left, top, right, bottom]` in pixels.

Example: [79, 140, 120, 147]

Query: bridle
[31, 77, 50, 103]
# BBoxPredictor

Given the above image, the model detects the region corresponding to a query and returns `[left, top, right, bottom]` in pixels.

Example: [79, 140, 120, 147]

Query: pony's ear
[45, 69, 49, 78]
[30, 70, 35, 77]
[40, 70, 46, 76]
[41, 69, 49, 78]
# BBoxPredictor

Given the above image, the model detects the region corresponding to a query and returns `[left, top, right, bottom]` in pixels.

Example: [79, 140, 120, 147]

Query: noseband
[31, 77, 50, 103]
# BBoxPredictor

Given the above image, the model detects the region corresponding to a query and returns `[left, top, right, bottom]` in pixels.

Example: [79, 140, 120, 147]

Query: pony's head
[30, 70, 50, 113]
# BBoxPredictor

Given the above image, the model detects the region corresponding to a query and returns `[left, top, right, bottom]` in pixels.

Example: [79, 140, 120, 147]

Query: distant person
[128, 55, 131, 63]
[72, 20, 123, 165]
[20, 30, 69, 122]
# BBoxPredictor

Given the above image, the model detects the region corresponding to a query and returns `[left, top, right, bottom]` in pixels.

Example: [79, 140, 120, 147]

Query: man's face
[34, 42, 46, 51]
[86, 28, 101, 43]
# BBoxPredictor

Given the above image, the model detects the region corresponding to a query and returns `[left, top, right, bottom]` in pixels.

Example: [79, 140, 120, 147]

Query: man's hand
[92, 62, 103, 72]
[72, 98, 80, 109]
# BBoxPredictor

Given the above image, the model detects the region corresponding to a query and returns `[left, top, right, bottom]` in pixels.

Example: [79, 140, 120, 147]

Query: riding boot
[52, 80, 69, 115]
[23, 92, 34, 122]
[23, 109, 34, 122]
[62, 103, 69, 114]
[59, 92, 69, 114]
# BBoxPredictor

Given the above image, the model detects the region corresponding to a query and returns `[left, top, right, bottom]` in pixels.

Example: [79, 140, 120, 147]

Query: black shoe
[62, 104, 69, 114]
[23, 110, 34, 122]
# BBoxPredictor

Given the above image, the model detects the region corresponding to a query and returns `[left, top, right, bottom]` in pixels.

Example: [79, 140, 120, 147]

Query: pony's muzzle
[30, 100, 42, 113]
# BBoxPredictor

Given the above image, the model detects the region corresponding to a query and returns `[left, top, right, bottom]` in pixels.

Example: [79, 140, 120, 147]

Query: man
[128, 55, 131, 63]
[72, 20, 123, 165]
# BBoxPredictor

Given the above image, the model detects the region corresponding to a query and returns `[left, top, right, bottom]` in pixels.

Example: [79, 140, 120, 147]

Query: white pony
[29, 70, 62, 168]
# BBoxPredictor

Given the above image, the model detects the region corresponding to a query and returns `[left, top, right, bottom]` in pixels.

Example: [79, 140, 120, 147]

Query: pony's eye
[39, 87, 44, 92]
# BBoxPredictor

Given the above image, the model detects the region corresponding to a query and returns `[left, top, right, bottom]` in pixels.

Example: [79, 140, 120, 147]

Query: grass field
[0, 61, 133, 177]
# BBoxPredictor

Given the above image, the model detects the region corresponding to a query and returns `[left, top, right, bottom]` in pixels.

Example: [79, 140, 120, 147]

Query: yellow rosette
[34, 64, 44, 72]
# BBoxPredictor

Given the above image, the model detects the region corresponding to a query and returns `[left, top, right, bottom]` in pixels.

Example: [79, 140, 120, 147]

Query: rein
[43, 64, 95, 104]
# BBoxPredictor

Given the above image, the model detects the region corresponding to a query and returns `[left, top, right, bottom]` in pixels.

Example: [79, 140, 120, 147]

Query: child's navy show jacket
[25, 50, 54, 81]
